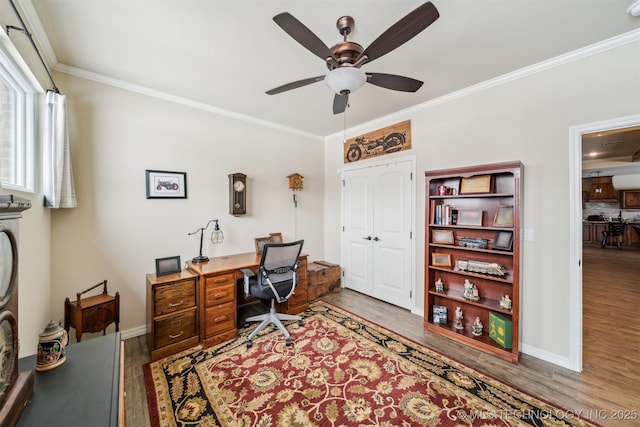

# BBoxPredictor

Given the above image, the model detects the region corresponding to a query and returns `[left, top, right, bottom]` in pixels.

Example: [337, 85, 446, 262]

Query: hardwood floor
[124, 246, 639, 426]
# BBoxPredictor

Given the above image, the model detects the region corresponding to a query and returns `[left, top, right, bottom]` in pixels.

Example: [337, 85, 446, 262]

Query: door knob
[362, 236, 372, 240]
[373, 237, 381, 241]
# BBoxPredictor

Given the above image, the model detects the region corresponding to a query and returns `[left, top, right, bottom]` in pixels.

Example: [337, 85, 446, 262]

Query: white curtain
[43, 90, 77, 208]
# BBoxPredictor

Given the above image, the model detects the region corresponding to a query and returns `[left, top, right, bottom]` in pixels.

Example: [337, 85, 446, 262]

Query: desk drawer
[154, 309, 197, 349]
[205, 301, 235, 337]
[154, 279, 197, 316]
[205, 273, 235, 288]
[205, 280, 235, 306]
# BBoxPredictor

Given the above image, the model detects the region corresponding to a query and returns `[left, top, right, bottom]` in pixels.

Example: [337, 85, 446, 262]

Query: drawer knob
[214, 315, 228, 323]
[168, 300, 183, 308]
[169, 331, 184, 340]
[213, 292, 227, 298]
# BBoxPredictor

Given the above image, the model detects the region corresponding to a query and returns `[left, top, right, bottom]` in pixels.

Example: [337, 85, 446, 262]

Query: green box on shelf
[489, 312, 512, 349]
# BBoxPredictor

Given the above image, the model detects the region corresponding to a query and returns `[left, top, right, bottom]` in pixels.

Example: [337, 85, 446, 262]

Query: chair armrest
[240, 268, 255, 278]
[240, 269, 255, 298]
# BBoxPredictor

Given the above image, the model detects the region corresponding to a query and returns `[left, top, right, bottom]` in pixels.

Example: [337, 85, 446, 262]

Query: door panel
[343, 170, 374, 295]
[372, 163, 412, 308]
[343, 160, 413, 309]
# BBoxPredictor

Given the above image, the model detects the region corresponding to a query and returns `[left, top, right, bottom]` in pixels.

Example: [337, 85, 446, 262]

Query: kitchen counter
[582, 221, 640, 248]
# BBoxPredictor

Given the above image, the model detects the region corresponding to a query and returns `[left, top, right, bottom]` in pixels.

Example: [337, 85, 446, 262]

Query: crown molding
[16, 0, 58, 68]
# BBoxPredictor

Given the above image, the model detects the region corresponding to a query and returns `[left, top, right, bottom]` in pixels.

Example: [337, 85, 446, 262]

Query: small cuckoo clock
[287, 173, 303, 191]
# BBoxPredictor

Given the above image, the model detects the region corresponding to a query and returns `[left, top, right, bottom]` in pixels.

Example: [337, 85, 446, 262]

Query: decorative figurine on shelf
[435, 277, 444, 293]
[454, 306, 464, 330]
[500, 294, 512, 311]
[472, 317, 483, 336]
[462, 279, 479, 301]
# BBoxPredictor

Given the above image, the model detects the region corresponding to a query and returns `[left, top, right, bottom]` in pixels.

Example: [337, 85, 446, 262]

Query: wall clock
[287, 173, 304, 191]
[0, 195, 33, 426]
[229, 173, 247, 216]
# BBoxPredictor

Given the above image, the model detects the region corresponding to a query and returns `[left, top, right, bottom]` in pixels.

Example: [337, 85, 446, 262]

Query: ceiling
[582, 126, 640, 177]
[12, 0, 640, 138]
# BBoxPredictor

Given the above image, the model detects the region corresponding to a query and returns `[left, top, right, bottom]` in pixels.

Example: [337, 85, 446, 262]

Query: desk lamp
[189, 219, 224, 263]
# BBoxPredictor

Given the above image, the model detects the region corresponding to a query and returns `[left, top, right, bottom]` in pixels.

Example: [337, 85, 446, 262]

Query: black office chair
[602, 222, 626, 249]
[241, 240, 304, 348]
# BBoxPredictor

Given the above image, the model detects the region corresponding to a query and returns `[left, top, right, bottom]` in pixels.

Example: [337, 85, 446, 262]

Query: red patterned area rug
[144, 302, 599, 427]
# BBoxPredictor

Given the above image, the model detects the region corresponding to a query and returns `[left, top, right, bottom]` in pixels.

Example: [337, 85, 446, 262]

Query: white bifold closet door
[342, 159, 413, 309]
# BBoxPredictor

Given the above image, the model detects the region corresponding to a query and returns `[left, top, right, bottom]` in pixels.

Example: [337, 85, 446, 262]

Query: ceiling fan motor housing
[328, 42, 364, 69]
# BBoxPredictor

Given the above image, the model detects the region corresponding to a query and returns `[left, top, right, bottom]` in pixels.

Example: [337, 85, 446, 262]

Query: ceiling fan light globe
[325, 67, 366, 95]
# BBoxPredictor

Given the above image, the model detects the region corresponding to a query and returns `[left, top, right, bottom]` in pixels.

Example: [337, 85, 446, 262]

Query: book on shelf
[434, 204, 456, 225]
[433, 305, 448, 324]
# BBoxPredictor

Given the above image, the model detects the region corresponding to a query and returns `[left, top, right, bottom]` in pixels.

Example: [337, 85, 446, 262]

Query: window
[0, 33, 40, 192]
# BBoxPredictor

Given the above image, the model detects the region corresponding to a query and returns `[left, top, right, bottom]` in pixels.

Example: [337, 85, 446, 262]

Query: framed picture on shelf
[493, 231, 513, 250]
[459, 175, 492, 194]
[146, 170, 187, 199]
[432, 229, 454, 244]
[155, 255, 181, 276]
[431, 253, 452, 267]
[457, 209, 483, 226]
[493, 205, 514, 227]
[268, 232, 283, 243]
[254, 236, 272, 255]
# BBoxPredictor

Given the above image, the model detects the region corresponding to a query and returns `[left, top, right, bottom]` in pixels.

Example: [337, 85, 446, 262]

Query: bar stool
[602, 222, 626, 250]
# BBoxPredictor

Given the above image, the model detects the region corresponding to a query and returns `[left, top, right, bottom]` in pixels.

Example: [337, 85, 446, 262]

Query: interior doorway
[569, 114, 640, 372]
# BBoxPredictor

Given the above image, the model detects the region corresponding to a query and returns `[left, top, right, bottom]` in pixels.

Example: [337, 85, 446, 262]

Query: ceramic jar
[36, 321, 68, 371]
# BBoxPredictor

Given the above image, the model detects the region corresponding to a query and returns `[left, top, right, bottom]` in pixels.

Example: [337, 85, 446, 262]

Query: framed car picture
[146, 170, 187, 199]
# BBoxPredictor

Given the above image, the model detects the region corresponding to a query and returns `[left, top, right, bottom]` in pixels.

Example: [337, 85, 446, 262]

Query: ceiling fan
[265, 2, 440, 114]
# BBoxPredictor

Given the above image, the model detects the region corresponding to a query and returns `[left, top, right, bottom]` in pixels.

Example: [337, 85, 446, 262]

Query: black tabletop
[17, 332, 121, 427]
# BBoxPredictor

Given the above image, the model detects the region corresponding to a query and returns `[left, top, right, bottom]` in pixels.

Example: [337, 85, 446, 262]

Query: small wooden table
[64, 280, 120, 342]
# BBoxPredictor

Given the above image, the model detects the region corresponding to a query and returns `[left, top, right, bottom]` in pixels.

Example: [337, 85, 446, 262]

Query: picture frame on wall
[155, 255, 181, 276]
[146, 170, 187, 199]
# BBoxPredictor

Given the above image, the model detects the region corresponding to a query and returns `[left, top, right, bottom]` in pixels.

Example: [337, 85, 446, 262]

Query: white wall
[42, 73, 324, 347]
[324, 40, 640, 367]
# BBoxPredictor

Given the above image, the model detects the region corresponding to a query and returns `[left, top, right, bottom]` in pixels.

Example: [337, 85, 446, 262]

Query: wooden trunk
[307, 261, 341, 301]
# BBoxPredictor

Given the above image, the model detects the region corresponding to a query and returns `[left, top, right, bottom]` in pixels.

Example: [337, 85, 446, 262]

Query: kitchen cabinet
[621, 190, 640, 209]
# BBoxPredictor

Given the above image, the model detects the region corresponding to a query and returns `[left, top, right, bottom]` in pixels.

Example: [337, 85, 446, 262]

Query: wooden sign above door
[343, 120, 411, 163]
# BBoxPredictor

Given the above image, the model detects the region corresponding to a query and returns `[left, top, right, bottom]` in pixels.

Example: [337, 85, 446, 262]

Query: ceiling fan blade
[333, 93, 348, 114]
[358, 1, 439, 65]
[367, 73, 423, 92]
[266, 75, 326, 95]
[273, 12, 337, 63]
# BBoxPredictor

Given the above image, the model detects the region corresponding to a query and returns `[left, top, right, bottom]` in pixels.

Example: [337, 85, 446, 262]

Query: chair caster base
[285, 338, 292, 346]
[243, 322, 249, 328]
[246, 340, 253, 348]
[297, 320, 303, 327]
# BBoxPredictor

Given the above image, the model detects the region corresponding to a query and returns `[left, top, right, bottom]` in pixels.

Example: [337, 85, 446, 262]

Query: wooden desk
[147, 252, 308, 359]
[17, 333, 123, 427]
[187, 252, 308, 349]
